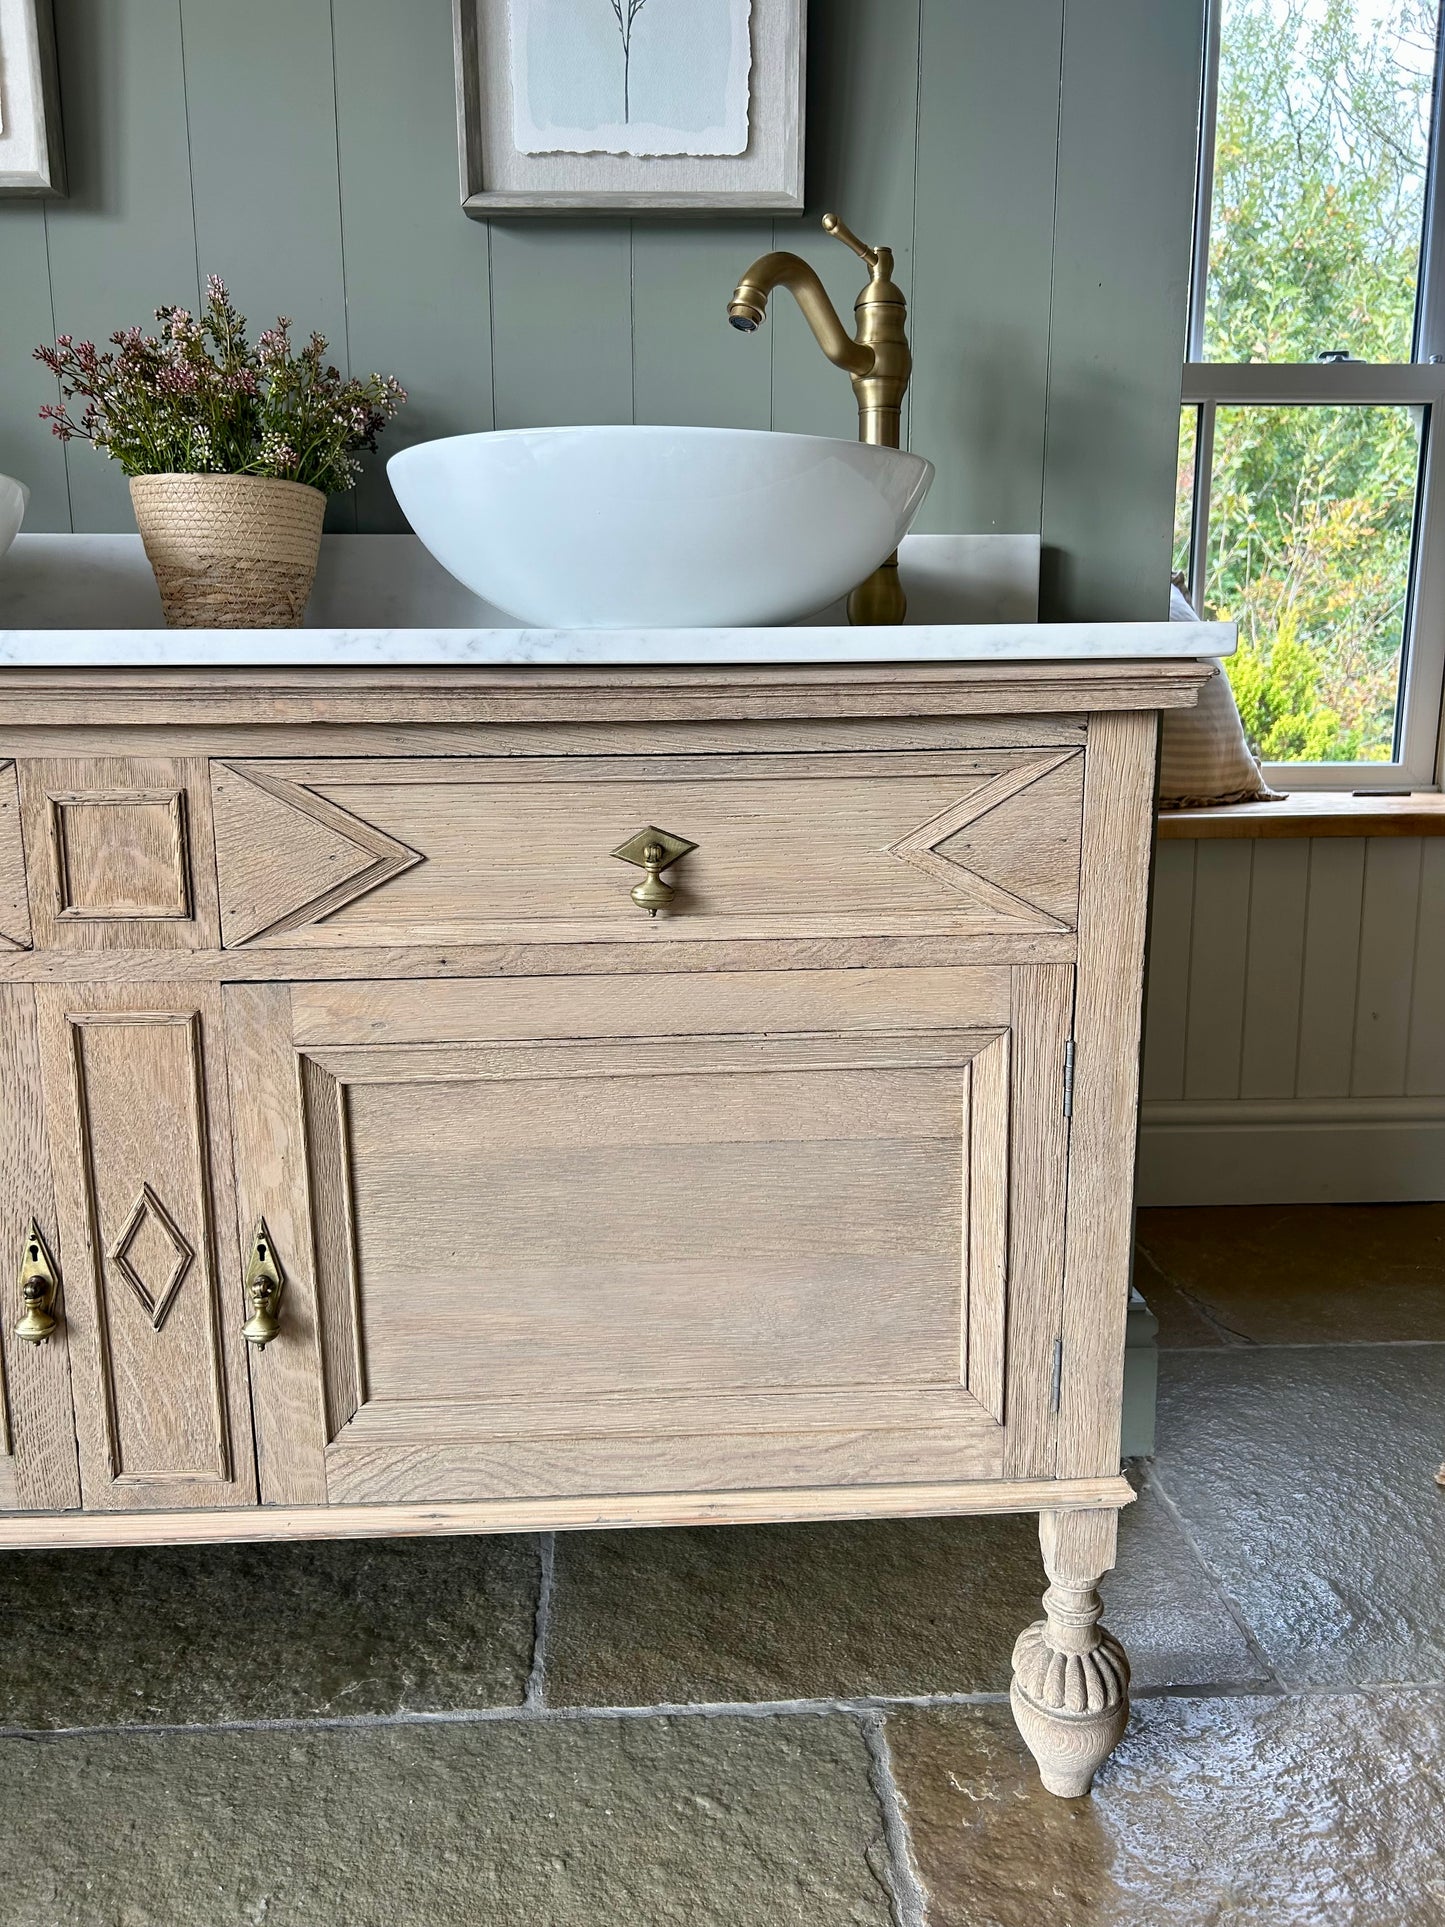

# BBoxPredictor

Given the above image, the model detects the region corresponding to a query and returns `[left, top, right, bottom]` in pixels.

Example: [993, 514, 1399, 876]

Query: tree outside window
[1179, 0, 1444, 775]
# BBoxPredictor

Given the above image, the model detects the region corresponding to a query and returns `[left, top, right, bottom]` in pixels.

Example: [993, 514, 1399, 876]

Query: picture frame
[452, 0, 804, 215]
[0, 0, 65, 198]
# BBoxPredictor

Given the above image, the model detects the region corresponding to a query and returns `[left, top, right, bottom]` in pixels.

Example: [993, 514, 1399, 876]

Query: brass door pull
[611, 826, 697, 917]
[15, 1221, 60, 1345]
[241, 1219, 285, 1349]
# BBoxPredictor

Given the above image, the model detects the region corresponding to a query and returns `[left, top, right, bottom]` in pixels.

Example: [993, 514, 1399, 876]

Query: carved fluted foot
[1010, 1507, 1131, 1797]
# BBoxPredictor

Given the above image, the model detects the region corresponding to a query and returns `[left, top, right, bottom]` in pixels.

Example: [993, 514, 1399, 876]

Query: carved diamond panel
[108, 1183, 194, 1331]
[887, 750, 1082, 931]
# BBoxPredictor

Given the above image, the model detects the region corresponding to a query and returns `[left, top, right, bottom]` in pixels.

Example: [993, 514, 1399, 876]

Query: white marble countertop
[0, 531, 1235, 665]
[0, 620, 1236, 667]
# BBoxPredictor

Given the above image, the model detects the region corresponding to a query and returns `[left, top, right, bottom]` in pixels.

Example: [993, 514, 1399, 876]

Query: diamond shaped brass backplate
[611, 826, 698, 871]
[108, 1183, 194, 1332]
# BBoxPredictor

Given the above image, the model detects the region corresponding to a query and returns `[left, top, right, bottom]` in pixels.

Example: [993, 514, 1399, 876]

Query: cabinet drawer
[211, 748, 1084, 947]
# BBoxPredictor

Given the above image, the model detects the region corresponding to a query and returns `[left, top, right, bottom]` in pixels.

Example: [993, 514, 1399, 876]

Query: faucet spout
[727, 253, 873, 380]
[727, 213, 916, 624]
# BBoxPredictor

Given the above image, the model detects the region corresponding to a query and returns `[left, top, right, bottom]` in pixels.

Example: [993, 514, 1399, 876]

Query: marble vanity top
[0, 623, 1235, 668]
[0, 530, 1236, 666]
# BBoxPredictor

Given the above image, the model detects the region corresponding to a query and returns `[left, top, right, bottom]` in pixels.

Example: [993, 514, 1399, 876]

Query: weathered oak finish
[1057, 712, 1158, 1481]
[210, 750, 1085, 947]
[0, 988, 80, 1510]
[234, 968, 1063, 1508]
[0, 1471, 1138, 1551]
[0, 660, 1202, 1798]
[17, 757, 220, 951]
[0, 661, 1214, 728]
[0, 763, 31, 950]
[1011, 1507, 1129, 1797]
[222, 982, 329, 1506]
[34, 981, 255, 1510]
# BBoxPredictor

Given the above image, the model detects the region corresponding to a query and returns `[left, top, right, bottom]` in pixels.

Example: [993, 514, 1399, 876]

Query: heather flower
[34, 275, 404, 495]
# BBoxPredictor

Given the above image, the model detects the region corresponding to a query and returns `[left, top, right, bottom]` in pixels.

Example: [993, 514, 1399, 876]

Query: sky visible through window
[1182, 0, 1439, 762]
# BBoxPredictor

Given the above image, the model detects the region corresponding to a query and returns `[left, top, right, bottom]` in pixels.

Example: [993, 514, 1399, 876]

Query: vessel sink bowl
[0, 474, 28, 565]
[387, 426, 934, 628]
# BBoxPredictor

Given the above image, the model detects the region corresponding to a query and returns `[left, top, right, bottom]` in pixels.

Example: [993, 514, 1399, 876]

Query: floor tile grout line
[0, 1692, 1009, 1747]
[859, 1711, 927, 1927]
[6, 1678, 1440, 1747]
[523, 1532, 555, 1712]
[1135, 1238, 1256, 1347]
[1140, 1459, 1284, 1689]
[1156, 1337, 1445, 1352]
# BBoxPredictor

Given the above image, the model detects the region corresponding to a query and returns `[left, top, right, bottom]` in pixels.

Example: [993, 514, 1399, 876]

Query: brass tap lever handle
[822, 212, 879, 268]
[15, 1221, 60, 1345]
[241, 1219, 285, 1349]
[611, 826, 698, 917]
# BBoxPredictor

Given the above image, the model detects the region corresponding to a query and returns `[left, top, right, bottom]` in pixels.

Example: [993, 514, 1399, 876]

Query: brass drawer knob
[611, 826, 698, 918]
[241, 1219, 285, 1349]
[15, 1221, 60, 1345]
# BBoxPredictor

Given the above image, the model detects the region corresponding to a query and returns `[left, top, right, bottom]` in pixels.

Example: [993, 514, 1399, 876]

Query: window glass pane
[1204, 0, 1438, 363]
[1204, 403, 1422, 762]
[1174, 407, 1199, 582]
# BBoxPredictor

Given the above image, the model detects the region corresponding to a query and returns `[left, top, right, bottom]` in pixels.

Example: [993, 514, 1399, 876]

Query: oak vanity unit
[0, 637, 1215, 1796]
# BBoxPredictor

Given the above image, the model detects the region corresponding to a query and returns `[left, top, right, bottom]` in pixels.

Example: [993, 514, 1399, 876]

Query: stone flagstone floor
[0, 1203, 1442, 1924]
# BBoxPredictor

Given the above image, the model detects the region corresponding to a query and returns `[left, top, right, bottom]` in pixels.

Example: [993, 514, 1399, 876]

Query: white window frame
[1182, 0, 1445, 791]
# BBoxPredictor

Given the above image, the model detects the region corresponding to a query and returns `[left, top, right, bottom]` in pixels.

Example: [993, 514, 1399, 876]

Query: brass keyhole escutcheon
[611, 826, 698, 918]
[241, 1219, 285, 1349]
[15, 1220, 60, 1345]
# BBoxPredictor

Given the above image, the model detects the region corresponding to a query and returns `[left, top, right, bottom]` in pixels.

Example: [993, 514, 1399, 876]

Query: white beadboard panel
[1407, 838, 1445, 1096]
[1295, 838, 1367, 1099]
[1139, 831, 1443, 1202]
[1238, 838, 1309, 1099]
[1140, 839, 1195, 1101]
[1137, 1098, 1445, 1205]
[1182, 839, 1252, 1100]
[1351, 838, 1425, 1097]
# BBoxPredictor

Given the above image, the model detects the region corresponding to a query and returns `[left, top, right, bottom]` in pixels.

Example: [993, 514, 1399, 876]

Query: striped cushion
[1159, 584, 1281, 808]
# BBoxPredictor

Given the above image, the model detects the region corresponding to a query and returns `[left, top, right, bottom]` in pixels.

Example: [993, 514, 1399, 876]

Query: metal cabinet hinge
[1062, 1039, 1076, 1119]
[1050, 1337, 1064, 1413]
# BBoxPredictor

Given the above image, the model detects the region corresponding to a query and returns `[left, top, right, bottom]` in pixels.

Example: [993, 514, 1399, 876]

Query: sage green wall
[0, 0, 1204, 619]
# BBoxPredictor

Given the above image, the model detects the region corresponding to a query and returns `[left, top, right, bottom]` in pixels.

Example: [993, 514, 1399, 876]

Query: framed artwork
[0, 0, 64, 197]
[452, 0, 804, 214]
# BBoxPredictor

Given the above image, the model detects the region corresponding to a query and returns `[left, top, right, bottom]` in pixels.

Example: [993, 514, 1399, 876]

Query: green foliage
[36, 276, 406, 497]
[1184, 0, 1435, 763]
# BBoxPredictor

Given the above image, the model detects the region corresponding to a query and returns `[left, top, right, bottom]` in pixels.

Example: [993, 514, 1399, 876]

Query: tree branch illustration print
[608, 0, 649, 122]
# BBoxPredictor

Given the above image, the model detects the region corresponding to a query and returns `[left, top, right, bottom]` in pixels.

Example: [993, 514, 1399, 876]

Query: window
[1177, 0, 1445, 787]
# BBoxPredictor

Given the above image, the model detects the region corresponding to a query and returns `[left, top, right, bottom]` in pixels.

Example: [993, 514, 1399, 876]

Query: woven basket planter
[130, 473, 326, 628]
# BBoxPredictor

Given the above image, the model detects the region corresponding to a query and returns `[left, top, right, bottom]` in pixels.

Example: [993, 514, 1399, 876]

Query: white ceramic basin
[0, 475, 28, 565]
[387, 426, 934, 629]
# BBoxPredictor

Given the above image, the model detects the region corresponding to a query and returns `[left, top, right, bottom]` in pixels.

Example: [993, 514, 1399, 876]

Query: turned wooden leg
[1009, 1507, 1130, 1798]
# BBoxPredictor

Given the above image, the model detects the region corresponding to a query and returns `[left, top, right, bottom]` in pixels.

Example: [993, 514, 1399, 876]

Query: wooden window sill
[1158, 792, 1445, 838]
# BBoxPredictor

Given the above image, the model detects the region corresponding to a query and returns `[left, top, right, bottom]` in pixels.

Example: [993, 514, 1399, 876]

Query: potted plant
[36, 276, 406, 628]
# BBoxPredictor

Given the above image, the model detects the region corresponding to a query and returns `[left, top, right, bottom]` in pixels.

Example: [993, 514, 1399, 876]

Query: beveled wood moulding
[0, 659, 1206, 1797]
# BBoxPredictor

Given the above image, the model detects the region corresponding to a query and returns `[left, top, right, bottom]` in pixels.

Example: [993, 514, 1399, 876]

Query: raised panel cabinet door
[0, 989, 81, 1512]
[209, 749, 1085, 948]
[226, 965, 1073, 1509]
[34, 984, 257, 1511]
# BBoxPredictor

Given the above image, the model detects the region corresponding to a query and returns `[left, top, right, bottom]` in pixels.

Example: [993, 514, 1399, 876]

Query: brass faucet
[727, 213, 913, 625]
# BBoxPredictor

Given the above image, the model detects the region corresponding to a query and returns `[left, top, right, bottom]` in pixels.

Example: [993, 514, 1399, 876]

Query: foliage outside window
[1178, 0, 1444, 775]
